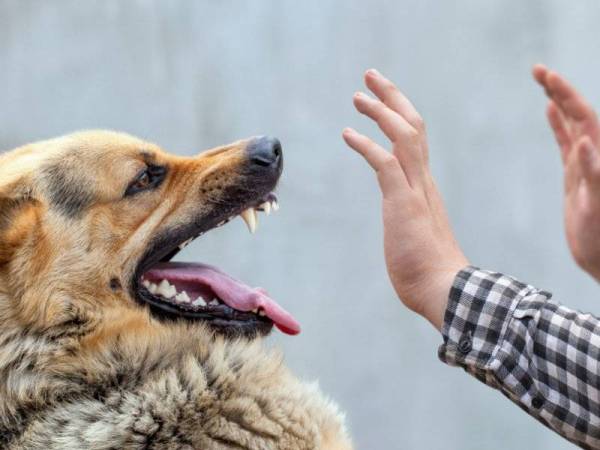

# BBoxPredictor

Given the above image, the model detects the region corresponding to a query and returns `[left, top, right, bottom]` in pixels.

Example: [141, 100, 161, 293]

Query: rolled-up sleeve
[439, 266, 600, 449]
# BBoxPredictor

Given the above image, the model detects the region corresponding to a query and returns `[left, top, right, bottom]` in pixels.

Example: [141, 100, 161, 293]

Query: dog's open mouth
[132, 193, 300, 337]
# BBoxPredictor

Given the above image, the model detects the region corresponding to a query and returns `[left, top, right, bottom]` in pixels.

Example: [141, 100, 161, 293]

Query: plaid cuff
[438, 266, 534, 377]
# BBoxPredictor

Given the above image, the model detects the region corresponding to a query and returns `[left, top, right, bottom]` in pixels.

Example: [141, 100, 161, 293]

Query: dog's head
[0, 130, 299, 339]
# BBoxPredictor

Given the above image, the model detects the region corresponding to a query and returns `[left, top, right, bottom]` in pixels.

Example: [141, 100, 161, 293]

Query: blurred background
[1, 1, 599, 448]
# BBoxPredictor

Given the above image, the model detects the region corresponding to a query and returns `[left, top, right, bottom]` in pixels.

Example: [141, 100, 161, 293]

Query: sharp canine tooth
[142, 279, 150, 288]
[262, 202, 271, 215]
[148, 283, 158, 294]
[240, 208, 258, 233]
[272, 201, 279, 211]
[209, 299, 219, 306]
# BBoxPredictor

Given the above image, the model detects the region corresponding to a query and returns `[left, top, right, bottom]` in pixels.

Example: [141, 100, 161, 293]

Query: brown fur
[0, 131, 352, 449]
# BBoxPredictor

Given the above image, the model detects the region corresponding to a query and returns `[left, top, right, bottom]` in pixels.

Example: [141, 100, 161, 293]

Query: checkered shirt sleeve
[439, 266, 600, 449]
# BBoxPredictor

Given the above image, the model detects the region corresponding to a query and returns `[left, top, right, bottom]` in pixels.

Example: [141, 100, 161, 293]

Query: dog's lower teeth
[192, 298, 206, 307]
[157, 279, 177, 298]
[258, 310, 266, 316]
[209, 299, 219, 306]
[175, 291, 191, 303]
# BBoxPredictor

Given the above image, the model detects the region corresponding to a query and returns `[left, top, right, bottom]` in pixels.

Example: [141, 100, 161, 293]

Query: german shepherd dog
[0, 131, 352, 449]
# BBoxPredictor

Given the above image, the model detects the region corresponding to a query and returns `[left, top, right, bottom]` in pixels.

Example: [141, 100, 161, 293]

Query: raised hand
[342, 69, 468, 330]
[533, 65, 600, 281]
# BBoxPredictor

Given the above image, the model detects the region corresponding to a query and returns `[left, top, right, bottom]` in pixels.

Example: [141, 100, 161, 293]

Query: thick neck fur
[0, 294, 352, 449]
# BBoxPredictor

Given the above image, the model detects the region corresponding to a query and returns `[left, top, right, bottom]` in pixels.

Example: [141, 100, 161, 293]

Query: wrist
[419, 269, 460, 331]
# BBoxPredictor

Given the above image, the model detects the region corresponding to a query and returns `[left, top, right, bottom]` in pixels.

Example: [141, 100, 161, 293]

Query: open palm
[534, 65, 600, 280]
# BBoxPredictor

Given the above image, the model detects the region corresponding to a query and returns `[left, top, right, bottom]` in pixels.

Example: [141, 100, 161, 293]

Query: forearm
[440, 266, 600, 449]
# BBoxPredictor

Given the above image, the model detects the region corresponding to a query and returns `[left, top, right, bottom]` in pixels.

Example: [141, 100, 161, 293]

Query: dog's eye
[124, 165, 167, 197]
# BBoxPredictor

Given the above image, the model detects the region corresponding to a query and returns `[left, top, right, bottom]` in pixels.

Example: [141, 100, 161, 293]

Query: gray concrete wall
[1, 1, 599, 448]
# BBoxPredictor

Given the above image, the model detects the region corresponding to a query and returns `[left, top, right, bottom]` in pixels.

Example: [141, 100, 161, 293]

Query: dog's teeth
[258, 310, 266, 316]
[209, 299, 219, 306]
[157, 279, 176, 298]
[192, 297, 207, 307]
[142, 279, 150, 288]
[261, 202, 271, 215]
[271, 200, 279, 211]
[175, 291, 191, 303]
[148, 282, 158, 294]
[178, 238, 193, 250]
[251, 308, 258, 313]
[240, 207, 258, 234]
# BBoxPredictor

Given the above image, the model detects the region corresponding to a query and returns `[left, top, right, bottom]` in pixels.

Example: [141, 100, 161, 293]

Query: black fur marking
[0, 426, 16, 447]
[110, 278, 122, 291]
[41, 164, 95, 218]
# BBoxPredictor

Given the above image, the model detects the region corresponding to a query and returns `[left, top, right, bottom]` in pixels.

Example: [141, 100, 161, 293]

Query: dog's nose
[247, 136, 282, 169]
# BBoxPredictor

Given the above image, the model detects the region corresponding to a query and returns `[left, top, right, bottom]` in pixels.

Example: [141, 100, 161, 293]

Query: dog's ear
[0, 181, 40, 265]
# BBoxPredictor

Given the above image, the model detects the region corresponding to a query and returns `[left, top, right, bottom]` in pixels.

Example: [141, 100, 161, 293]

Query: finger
[576, 136, 600, 189]
[547, 101, 572, 163]
[546, 71, 596, 122]
[353, 92, 425, 185]
[364, 69, 424, 130]
[533, 64, 555, 99]
[564, 138, 583, 195]
[342, 127, 409, 195]
[353, 92, 416, 143]
[532, 64, 550, 88]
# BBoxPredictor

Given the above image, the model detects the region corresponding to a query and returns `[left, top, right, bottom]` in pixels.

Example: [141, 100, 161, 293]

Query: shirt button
[458, 335, 472, 354]
[532, 396, 544, 409]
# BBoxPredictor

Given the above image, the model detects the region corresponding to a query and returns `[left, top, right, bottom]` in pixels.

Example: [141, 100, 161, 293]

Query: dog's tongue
[145, 262, 300, 335]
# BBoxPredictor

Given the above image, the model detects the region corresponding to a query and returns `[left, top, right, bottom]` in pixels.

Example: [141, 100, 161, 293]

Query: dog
[0, 131, 352, 449]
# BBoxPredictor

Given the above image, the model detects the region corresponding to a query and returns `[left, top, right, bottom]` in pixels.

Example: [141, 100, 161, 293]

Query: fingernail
[366, 68, 379, 77]
[342, 127, 354, 136]
[354, 91, 364, 99]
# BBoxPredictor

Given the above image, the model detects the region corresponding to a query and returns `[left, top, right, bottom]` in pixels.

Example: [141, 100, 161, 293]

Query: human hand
[533, 65, 600, 282]
[342, 69, 468, 330]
